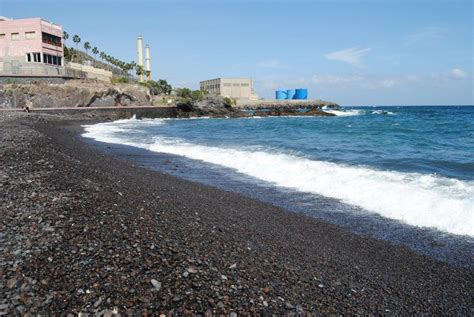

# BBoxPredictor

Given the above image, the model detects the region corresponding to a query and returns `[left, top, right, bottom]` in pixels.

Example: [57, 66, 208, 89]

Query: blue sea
[83, 106, 474, 265]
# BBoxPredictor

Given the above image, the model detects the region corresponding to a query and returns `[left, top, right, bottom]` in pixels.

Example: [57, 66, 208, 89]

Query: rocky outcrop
[0, 80, 151, 109]
[240, 99, 341, 110]
[176, 95, 246, 118]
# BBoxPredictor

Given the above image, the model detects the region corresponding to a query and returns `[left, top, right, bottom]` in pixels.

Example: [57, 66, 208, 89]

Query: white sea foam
[324, 109, 363, 116]
[83, 119, 474, 237]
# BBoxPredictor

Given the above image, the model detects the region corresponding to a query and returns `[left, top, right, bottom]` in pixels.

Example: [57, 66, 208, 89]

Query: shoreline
[1, 112, 473, 314]
[81, 133, 474, 268]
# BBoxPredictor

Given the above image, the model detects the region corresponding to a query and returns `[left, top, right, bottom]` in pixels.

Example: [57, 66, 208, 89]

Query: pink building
[0, 16, 64, 66]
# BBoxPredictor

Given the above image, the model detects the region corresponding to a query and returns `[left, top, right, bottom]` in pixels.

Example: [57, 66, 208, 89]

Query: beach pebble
[150, 279, 161, 291]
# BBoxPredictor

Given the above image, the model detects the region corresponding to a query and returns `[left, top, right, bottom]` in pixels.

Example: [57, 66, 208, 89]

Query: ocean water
[82, 106, 474, 264]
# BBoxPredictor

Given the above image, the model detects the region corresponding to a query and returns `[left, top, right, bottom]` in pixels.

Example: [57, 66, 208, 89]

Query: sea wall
[236, 99, 340, 109]
[30, 106, 179, 120]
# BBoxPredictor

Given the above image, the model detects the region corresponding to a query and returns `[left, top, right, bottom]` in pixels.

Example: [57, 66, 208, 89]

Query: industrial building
[200, 78, 259, 101]
[0, 16, 64, 73]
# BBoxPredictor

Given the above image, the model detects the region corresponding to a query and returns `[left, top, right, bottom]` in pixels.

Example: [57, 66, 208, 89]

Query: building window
[42, 53, 62, 65]
[241, 83, 249, 87]
[0, 33, 5, 39]
[25, 31, 36, 40]
[11, 33, 20, 40]
[26, 53, 31, 62]
[42, 32, 61, 47]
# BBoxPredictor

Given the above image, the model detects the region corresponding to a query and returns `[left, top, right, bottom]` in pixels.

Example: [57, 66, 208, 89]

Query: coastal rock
[176, 95, 244, 117]
[0, 80, 151, 109]
[240, 99, 340, 110]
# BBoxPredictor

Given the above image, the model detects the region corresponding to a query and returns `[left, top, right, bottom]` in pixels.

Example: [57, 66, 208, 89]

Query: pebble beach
[1, 111, 473, 315]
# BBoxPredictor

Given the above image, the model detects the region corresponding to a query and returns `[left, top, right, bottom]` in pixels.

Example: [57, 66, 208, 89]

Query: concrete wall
[0, 58, 83, 77]
[0, 60, 111, 82]
[29, 106, 179, 120]
[66, 62, 112, 82]
[236, 99, 339, 109]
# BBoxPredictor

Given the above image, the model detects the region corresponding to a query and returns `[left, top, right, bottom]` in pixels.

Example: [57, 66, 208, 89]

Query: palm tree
[84, 42, 91, 55]
[72, 35, 81, 62]
[63, 31, 69, 42]
[67, 47, 74, 62]
[92, 47, 99, 59]
[135, 65, 145, 79]
[91, 47, 99, 66]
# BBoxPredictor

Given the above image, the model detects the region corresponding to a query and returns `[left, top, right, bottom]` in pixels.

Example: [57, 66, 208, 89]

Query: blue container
[276, 90, 287, 100]
[287, 89, 296, 100]
[294, 88, 308, 100]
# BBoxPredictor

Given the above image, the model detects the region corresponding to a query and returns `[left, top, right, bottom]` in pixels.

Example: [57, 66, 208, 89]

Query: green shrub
[223, 96, 236, 107]
[111, 76, 130, 84]
[141, 79, 172, 96]
[176, 88, 208, 102]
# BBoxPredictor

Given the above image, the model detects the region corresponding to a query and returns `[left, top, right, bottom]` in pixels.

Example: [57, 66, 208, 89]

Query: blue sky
[1, 0, 473, 105]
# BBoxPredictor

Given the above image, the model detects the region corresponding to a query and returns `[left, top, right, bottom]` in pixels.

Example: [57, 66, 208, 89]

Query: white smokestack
[145, 44, 151, 81]
[137, 35, 144, 82]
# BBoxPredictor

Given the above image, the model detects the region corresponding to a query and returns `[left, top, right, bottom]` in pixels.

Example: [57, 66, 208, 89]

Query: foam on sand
[83, 119, 474, 237]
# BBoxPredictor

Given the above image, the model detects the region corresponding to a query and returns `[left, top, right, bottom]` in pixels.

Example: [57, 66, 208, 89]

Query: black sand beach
[1, 112, 473, 315]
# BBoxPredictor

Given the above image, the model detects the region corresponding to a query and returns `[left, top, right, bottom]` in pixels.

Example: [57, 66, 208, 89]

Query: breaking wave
[83, 118, 474, 237]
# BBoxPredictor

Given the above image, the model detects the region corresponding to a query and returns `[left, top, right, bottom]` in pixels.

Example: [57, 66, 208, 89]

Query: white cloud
[258, 58, 288, 69]
[451, 68, 468, 79]
[381, 79, 396, 88]
[325, 47, 371, 67]
[405, 26, 447, 45]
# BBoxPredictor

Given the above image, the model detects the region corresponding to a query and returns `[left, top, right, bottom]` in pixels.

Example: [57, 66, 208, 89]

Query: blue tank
[287, 89, 296, 100]
[294, 88, 308, 100]
[276, 90, 287, 100]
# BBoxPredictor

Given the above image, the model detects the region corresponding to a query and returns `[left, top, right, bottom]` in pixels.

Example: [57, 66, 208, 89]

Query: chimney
[137, 35, 144, 82]
[145, 44, 151, 81]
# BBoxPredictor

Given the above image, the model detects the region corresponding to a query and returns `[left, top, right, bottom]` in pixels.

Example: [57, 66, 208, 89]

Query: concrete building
[200, 78, 258, 101]
[0, 16, 64, 68]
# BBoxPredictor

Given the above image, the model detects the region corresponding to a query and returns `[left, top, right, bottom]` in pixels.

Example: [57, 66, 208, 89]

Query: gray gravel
[0, 111, 473, 315]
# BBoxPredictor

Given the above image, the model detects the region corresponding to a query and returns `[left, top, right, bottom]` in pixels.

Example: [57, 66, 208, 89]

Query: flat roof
[0, 16, 62, 28]
[201, 77, 253, 82]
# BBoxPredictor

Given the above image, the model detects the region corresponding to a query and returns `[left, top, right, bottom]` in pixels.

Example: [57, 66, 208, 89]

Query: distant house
[0, 16, 112, 81]
[0, 16, 64, 73]
[200, 78, 259, 101]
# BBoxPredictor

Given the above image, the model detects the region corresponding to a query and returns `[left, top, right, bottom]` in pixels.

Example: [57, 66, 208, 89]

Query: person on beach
[114, 94, 122, 107]
[23, 99, 33, 112]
